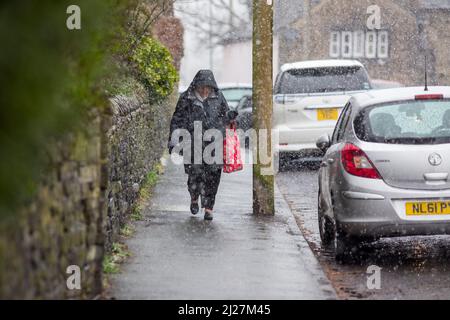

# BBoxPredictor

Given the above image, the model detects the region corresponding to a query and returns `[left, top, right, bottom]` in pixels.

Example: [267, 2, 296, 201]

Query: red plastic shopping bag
[223, 122, 243, 173]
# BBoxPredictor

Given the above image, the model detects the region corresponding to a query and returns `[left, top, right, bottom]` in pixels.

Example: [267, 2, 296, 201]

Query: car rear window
[275, 66, 371, 94]
[354, 100, 450, 144]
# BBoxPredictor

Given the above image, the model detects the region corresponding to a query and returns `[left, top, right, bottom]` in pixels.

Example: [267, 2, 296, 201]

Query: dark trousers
[187, 166, 222, 210]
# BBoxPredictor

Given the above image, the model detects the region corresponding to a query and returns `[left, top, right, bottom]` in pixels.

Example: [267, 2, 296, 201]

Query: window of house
[377, 30, 389, 58]
[365, 31, 377, 58]
[353, 31, 365, 58]
[330, 32, 340, 58]
[329, 30, 388, 59]
[341, 31, 353, 58]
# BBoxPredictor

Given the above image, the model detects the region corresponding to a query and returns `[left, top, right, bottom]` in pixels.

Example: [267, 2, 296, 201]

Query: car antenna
[424, 55, 429, 91]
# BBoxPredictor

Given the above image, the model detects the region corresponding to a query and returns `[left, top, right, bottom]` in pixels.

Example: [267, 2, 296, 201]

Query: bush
[0, 0, 126, 218]
[131, 37, 179, 102]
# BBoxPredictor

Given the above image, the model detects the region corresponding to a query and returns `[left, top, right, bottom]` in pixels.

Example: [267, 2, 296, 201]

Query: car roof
[280, 59, 364, 72]
[350, 86, 450, 109]
[219, 83, 252, 89]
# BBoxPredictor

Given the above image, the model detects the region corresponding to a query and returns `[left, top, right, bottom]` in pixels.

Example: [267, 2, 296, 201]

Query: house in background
[219, 25, 280, 85]
[219, 0, 309, 84]
[275, 0, 317, 67]
[283, 0, 450, 86]
[216, 0, 450, 86]
[218, 26, 253, 84]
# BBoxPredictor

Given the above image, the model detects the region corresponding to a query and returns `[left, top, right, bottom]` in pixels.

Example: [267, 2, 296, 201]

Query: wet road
[277, 164, 450, 299]
[110, 156, 336, 299]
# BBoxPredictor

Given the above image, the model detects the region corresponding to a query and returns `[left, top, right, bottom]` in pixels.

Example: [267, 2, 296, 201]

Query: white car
[273, 59, 372, 165]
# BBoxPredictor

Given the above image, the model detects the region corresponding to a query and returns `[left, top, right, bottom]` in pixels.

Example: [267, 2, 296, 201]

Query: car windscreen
[354, 100, 450, 145]
[275, 66, 371, 94]
[221, 88, 252, 101]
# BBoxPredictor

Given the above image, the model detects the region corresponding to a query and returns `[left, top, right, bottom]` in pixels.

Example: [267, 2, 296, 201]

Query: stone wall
[104, 94, 175, 250]
[0, 93, 176, 299]
[0, 111, 106, 299]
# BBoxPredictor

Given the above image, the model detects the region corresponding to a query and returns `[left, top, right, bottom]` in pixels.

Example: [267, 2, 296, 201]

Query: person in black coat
[168, 70, 238, 220]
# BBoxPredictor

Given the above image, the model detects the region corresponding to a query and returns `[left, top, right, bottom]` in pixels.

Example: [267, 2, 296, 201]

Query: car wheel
[335, 234, 353, 263]
[318, 193, 335, 247]
[279, 152, 298, 171]
[335, 226, 361, 264]
[279, 155, 288, 172]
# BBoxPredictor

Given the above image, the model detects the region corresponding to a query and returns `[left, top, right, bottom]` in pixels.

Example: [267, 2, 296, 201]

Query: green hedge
[0, 1, 179, 218]
[0, 0, 125, 218]
[131, 37, 179, 103]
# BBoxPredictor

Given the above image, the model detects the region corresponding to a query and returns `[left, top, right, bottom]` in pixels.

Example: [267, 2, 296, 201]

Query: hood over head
[188, 70, 219, 92]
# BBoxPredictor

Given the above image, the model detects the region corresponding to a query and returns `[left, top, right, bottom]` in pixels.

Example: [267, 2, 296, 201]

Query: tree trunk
[252, 0, 274, 215]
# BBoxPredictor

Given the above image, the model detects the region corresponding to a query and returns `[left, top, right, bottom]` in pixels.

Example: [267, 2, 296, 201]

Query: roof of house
[274, 0, 306, 31]
[420, 0, 450, 9]
[219, 25, 252, 46]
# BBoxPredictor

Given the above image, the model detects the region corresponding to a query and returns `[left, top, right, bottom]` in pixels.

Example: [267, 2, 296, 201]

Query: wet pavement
[110, 154, 336, 299]
[277, 163, 450, 300]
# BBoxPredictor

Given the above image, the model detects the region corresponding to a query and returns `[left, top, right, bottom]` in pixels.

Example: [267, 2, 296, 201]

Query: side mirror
[316, 134, 331, 152]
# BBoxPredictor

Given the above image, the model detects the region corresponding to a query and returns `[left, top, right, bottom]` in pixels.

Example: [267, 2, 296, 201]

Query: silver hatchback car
[316, 86, 450, 262]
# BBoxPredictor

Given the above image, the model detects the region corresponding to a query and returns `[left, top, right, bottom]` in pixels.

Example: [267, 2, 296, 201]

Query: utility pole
[252, 0, 274, 215]
[304, 0, 311, 60]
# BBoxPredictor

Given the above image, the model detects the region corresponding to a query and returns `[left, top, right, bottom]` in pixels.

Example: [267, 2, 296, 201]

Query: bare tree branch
[175, 0, 252, 49]
[125, 0, 177, 59]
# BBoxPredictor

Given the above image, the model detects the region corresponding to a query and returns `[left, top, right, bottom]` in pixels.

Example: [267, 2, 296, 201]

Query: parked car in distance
[273, 60, 372, 167]
[219, 83, 252, 109]
[235, 95, 252, 148]
[236, 95, 252, 132]
[317, 86, 450, 263]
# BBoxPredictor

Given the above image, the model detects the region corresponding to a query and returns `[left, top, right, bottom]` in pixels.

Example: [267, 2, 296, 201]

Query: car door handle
[327, 159, 335, 164]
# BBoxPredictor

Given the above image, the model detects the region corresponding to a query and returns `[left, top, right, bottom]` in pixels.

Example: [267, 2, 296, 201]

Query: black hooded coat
[168, 70, 237, 173]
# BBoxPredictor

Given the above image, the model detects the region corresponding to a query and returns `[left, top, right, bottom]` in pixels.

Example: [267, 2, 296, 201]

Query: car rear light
[415, 94, 444, 100]
[274, 95, 297, 105]
[341, 143, 381, 179]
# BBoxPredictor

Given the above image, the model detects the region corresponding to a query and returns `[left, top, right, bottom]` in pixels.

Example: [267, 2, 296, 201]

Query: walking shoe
[190, 202, 199, 215]
[204, 211, 213, 221]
